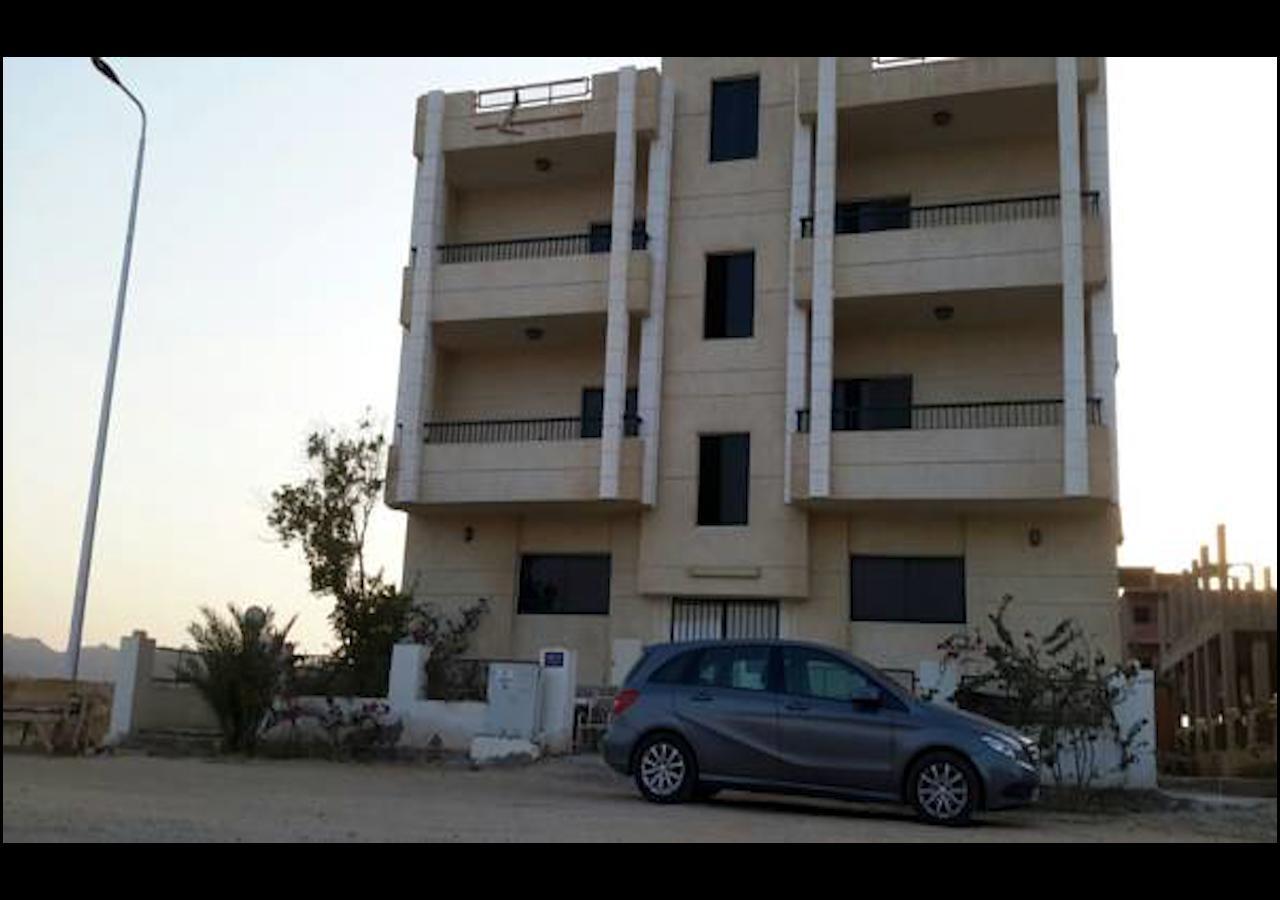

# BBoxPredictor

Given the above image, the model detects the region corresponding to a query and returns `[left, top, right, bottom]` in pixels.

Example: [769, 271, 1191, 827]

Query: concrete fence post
[389, 643, 430, 710]
[539, 647, 577, 754]
[107, 630, 153, 744]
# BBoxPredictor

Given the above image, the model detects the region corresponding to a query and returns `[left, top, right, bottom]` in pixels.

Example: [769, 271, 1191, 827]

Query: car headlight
[981, 733, 1021, 761]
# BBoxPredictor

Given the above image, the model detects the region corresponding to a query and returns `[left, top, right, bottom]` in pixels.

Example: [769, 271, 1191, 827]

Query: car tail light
[612, 689, 640, 717]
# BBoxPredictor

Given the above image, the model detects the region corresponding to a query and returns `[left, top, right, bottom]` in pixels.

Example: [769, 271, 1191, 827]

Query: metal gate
[670, 599, 780, 642]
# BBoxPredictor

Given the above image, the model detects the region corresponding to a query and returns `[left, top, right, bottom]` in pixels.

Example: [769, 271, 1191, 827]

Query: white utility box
[482, 661, 542, 740]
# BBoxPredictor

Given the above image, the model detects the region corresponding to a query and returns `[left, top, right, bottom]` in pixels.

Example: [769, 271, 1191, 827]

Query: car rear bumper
[602, 720, 637, 775]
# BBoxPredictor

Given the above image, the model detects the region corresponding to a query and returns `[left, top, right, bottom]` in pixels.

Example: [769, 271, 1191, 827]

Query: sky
[3, 57, 1276, 655]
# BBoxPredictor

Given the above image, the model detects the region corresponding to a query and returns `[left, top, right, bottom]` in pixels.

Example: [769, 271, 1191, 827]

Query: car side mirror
[850, 685, 882, 707]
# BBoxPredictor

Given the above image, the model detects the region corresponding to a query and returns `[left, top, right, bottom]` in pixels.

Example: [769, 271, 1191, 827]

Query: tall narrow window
[710, 76, 759, 162]
[580, 387, 638, 438]
[698, 434, 750, 526]
[705, 251, 755, 339]
[833, 377, 912, 431]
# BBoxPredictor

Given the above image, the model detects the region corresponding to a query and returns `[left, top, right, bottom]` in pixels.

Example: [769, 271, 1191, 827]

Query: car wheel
[909, 752, 979, 826]
[634, 734, 697, 804]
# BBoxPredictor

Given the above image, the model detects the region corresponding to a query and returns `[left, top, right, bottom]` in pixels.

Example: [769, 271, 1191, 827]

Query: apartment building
[387, 57, 1123, 688]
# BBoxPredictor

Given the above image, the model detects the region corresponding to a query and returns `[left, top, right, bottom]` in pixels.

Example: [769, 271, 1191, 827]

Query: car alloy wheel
[639, 740, 687, 798]
[916, 760, 969, 821]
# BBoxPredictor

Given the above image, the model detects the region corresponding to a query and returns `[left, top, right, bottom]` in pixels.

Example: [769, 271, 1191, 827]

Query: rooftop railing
[795, 398, 1103, 433]
[799, 192, 1100, 238]
[474, 76, 592, 113]
[423, 415, 642, 445]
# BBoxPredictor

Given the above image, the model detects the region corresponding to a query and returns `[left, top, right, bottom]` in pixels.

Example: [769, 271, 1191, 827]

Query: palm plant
[181, 604, 296, 753]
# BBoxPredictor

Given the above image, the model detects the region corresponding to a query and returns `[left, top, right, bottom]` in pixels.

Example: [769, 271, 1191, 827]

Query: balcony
[794, 193, 1105, 300]
[405, 415, 643, 508]
[427, 227, 651, 325]
[791, 398, 1113, 503]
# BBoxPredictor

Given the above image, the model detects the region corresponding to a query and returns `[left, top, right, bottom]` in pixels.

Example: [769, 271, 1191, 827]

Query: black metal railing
[423, 415, 642, 445]
[795, 398, 1103, 433]
[438, 227, 648, 265]
[798, 192, 1100, 238]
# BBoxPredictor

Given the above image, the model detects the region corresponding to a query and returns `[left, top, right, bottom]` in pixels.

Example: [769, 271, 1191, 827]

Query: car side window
[649, 650, 695, 685]
[691, 645, 771, 692]
[782, 648, 873, 702]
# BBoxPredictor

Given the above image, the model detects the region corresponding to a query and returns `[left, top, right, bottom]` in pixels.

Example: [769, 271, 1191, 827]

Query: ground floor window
[671, 598, 779, 642]
[850, 555, 966, 623]
[517, 554, 611, 615]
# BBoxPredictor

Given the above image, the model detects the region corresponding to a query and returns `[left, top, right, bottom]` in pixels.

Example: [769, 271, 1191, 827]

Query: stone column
[1057, 57, 1089, 496]
[1251, 636, 1273, 706]
[785, 66, 813, 504]
[638, 78, 675, 507]
[807, 57, 837, 498]
[394, 91, 446, 503]
[106, 630, 153, 744]
[599, 67, 637, 499]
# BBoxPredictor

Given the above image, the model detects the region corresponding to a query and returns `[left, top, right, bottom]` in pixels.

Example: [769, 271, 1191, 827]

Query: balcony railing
[423, 415, 642, 444]
[795, 398, 1103, 433]
[798, 192, 1100, 238]
[438, 226, 649, 265]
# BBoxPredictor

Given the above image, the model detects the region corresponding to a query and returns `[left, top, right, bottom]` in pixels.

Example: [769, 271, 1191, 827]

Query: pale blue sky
[3, 57, 1276, 654]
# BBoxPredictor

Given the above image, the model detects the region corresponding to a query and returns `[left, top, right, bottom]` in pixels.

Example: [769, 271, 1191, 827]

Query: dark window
[835, 196, 911, 234]
[1134, 605, 1152, 624]
[782, 647, 874, 702]
[517, 554, 611, 615]
[689, 645, 772, 691]
[710, 76, 759, 162]
[705, 251, 755, 339]
[580, 387, 638, 438]
[851, 556, 966, 623]
[698, 434, 750, 526]
[833, 377, 912, 431]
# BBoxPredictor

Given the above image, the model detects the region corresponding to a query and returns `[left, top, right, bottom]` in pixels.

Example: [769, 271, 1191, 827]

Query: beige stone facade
[388, 57, 1122, 687]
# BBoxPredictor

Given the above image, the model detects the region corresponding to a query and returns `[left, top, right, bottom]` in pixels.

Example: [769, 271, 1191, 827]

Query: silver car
[602, 639, 1039, 825]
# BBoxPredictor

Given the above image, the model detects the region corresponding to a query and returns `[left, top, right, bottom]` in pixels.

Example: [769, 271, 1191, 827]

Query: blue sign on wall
[543, 651, 565, 668]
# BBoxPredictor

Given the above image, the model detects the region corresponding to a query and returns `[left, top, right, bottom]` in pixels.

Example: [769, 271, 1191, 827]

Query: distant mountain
[3, 634, 118, 683]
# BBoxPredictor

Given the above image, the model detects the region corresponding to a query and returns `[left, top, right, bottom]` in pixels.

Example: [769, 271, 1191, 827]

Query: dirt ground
[4, 751, 1275, 842]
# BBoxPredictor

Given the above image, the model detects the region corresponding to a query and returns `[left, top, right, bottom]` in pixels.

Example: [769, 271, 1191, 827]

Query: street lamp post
[66, 58, 147, 680]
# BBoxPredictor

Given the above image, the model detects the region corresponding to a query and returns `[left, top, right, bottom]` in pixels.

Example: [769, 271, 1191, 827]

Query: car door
[776, 647, 903, 795]
[671, 644, 780, 782]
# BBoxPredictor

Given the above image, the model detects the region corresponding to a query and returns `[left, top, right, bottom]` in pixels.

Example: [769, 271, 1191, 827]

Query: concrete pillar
[785, 71, 814, 504]
[538, 647, 578, 754]
[389, 642, 430, 709]
[599, 67, 637, 499]
[1084, 58, 1117, 501]
[394, 91, 446, 503]
[808, 57, 837, 498]
[638, 78, 675, 507]
[1057, 57, 1088, 496]
[107, 630, 153, 744]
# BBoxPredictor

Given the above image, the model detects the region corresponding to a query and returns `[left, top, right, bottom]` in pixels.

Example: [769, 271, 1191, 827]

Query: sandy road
[4, 752, 1274, 842]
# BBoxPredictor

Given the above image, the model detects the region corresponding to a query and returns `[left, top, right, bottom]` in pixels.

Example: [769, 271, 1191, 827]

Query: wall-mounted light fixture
[524, 326, 544, 341]
[1029, 528, 1043, 547]
[534, 157, 552, 172]
[464, 525, 474, 543]
[933, 305, 954, 322]
[932, 109, 952, 127]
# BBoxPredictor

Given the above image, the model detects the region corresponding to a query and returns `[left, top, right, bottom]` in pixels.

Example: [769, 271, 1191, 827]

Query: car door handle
[784, 702, 810, 712]
[690, 692, 714, 702]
